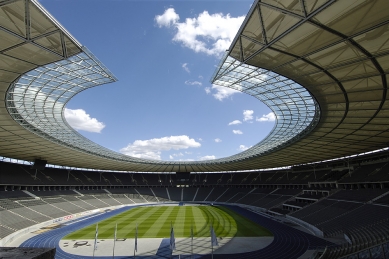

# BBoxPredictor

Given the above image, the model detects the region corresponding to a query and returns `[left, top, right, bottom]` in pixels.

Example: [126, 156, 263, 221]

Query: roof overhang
[0, 0, 388, 172]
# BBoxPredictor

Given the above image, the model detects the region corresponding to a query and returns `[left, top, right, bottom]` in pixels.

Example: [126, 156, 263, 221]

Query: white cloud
[198, 75, 203, 79]
[208, 84, 241, 101]
[233, 130, 243, 135]
[214, 138, 222, 143]
[198, 138, 203, 141]
[182, 63, 190, 73]
[170, 153, 190, 160]
[185, 80, 202, 86]
[120, 135, 201, 160]
[155, 8, 179, 27]
[156, 8, 245, 56]
[64, 108, 105, 133]
[199, 155, 216, 160]
[243, 110, 254, 121]
[228, 120, 242, 125]
[257, 112, 276, 122]
[169, 153, 185, 160]
[239, 145, 250, 151]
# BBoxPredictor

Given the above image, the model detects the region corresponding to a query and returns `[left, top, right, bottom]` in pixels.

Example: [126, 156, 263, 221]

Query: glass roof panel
[211, 55, 320, 160]
[2, 0, 388, 171]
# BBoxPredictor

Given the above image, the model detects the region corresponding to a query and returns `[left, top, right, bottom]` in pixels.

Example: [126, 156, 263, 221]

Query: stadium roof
[0, 0, 388, 172]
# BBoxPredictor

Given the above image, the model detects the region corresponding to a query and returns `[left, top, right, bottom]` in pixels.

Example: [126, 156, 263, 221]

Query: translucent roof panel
[0, 0, 388, 172]
[212, 55, 320, 160]
[212, 0, 389, 169]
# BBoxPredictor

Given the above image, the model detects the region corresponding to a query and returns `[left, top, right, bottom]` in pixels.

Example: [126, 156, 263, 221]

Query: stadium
[0, 0, 388, 258]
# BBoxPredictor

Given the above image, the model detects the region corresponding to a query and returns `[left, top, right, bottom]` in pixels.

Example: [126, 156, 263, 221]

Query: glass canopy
[211, 54, 320, 160]
[6, 47, 319, 166]
[1, 0, 388, 172]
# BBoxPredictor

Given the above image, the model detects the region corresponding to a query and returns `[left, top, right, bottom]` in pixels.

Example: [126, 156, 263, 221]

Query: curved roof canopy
[0, 0, 388, 172]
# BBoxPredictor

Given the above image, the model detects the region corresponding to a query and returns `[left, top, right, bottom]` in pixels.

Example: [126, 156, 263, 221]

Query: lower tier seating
[0, 185, 388, 256]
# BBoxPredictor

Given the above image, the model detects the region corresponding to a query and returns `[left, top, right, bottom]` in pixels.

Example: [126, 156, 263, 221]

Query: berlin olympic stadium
[0, 0, 389, 258]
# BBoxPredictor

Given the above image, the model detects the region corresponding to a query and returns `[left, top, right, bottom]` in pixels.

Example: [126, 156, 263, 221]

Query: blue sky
[41, 0, 275, 161]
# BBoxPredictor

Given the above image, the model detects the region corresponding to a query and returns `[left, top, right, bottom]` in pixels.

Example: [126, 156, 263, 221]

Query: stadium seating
[374, 194, 389, 205]
[167, 188, 182, 201]
[43, 197, 85, 214]
[320, 223, 389, 259]
[0, 225, 14, 239]
[329, 189, 388, 202]
[0, 191, 32, 199]
[182, 187, 197, 201]
[215, 187, 248, 202]
[204, 188, 228, 201]
[0, 183, 388, 259]
[151, 188, 170, 201]
[134, 187, 157, 202]
[193, 187, 213, 201]
[339, 162, 389, 183]
[60, 195, 96, 210]
[0, 153, 388, 259]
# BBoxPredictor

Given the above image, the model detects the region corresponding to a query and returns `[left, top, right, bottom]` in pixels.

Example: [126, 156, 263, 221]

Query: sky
[40, 0, 275, 162]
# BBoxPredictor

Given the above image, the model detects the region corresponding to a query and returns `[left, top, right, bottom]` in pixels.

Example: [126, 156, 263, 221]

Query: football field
[63, 205, 272, 239]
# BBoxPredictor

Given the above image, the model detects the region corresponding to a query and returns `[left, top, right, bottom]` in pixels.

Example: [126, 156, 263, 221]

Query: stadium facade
[0, 0, 387, 172]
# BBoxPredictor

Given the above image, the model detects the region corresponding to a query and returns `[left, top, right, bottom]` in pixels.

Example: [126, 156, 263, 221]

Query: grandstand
[0, 0, 388, 258]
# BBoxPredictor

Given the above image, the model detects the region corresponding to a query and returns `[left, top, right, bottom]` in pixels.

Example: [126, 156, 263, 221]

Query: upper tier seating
[339, 162, 389, 183]
[2, 159, 388, 187]
[329, 189, 388, 202]
[0, 191, 32, 199]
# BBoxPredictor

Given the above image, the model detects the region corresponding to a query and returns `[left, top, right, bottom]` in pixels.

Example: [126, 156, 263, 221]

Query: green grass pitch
[63, 205, 273, 239]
